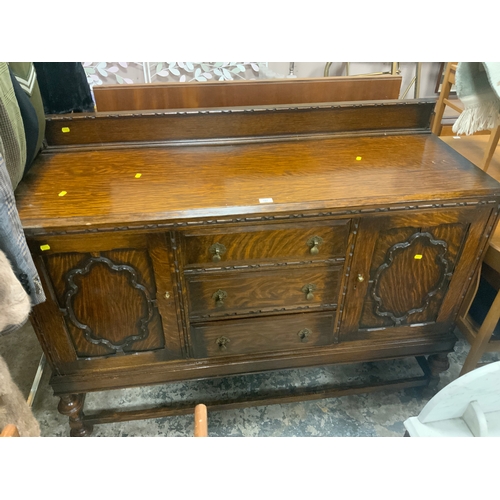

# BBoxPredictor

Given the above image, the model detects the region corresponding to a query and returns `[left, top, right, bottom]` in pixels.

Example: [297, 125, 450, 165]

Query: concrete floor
[1, 320, 498, 437]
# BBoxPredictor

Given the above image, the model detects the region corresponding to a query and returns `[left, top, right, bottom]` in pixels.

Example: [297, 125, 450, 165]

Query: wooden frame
[457, 260, 500, 375]
[435, 62, 456, 96]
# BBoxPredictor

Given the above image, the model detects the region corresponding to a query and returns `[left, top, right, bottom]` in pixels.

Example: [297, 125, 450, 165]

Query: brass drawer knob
[297, 328, 311, 343]
[357, 274, 364, 282]
[307, 236, 324, 255]
[209, 242, 226, 262]
[301, 284, 317, 300]
[212, 289, 227, 307]
[216, 336, 230, 351]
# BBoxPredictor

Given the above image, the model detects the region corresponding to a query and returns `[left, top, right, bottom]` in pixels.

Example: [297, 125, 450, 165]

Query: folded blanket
[453, 62, 500, 135]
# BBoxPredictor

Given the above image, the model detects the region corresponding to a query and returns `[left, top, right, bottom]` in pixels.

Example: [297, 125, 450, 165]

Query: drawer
[191, 312, 335, 358]
[181, 220, 351, 268]
[186, 265, 341, 320]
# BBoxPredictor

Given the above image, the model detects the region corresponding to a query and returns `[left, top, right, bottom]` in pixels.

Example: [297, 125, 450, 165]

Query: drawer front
[181, 221, 350, 268]
[186, 266, 341, 320]
[191, 312, 335, 358]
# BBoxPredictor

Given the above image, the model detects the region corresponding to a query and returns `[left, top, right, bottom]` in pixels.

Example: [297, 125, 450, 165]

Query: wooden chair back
[432, 62, 499, 172]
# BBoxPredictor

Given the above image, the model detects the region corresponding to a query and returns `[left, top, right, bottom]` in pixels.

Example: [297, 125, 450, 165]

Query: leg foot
[427, 352, 450, 376]
[58, 394, 93, 437]
[427, 352, 450, 389]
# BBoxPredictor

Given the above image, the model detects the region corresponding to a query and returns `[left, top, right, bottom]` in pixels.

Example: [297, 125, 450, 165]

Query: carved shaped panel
[44, 249, 166, 357]
[65, 256, 154, 351]
[371, 232, 450, 325]
[359, 223, 468, 329]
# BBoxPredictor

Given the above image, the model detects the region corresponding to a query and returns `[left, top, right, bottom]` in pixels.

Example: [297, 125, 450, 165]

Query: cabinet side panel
[29, 254, 78, 372]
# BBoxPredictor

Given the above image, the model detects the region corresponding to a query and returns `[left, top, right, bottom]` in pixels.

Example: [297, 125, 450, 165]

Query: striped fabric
[453, 62, 500, 135]
[0, 62, 26, 189]
[9, 67, 39, 172]
[13, 63, 36, 96]
[0, 152, 45, 306]
[8, 62, 46, 172]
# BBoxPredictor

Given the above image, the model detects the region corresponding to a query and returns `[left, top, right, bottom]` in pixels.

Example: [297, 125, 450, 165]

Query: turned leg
[428, 352, 450, 375]
[426, 352, 450, 389]
[58, 394, 93, 437]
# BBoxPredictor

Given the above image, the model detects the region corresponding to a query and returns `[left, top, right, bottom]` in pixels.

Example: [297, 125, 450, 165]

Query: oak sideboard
[14, 99, 500, 436]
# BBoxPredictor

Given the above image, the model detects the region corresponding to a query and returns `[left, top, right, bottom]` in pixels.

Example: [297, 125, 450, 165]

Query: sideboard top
[15, 133, 500, 233]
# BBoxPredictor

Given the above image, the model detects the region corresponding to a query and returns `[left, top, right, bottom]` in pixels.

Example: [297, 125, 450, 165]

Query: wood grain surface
[16, 134, 500, 232]
[43, 100, 431, 148]
[190, 311, 335, 358]
[181, 221, 350, 268]
[340, 205, 494, 340]
[92, 76, 402, 112]
[19, 100, 500, 433]
[42, 249, 166, 357]
[186, 265, 341, 319]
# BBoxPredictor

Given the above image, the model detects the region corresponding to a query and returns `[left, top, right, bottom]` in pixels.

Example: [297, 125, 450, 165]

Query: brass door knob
[357, 274, 364, 282]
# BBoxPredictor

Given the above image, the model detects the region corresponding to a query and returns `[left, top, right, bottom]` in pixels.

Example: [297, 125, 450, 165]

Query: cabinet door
[30, 232, 183, 367]
[340, 206, 495, 340]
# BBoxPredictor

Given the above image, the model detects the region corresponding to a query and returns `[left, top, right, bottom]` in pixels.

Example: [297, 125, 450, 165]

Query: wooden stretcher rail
[82, 356, 431, 427]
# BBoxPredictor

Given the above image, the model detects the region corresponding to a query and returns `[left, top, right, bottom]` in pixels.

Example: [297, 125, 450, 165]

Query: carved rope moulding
[46, 98, 436, 121]
[371, 232, 451, 326]
[26, 200, 498, 237]
[63, 255, 154, 352]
